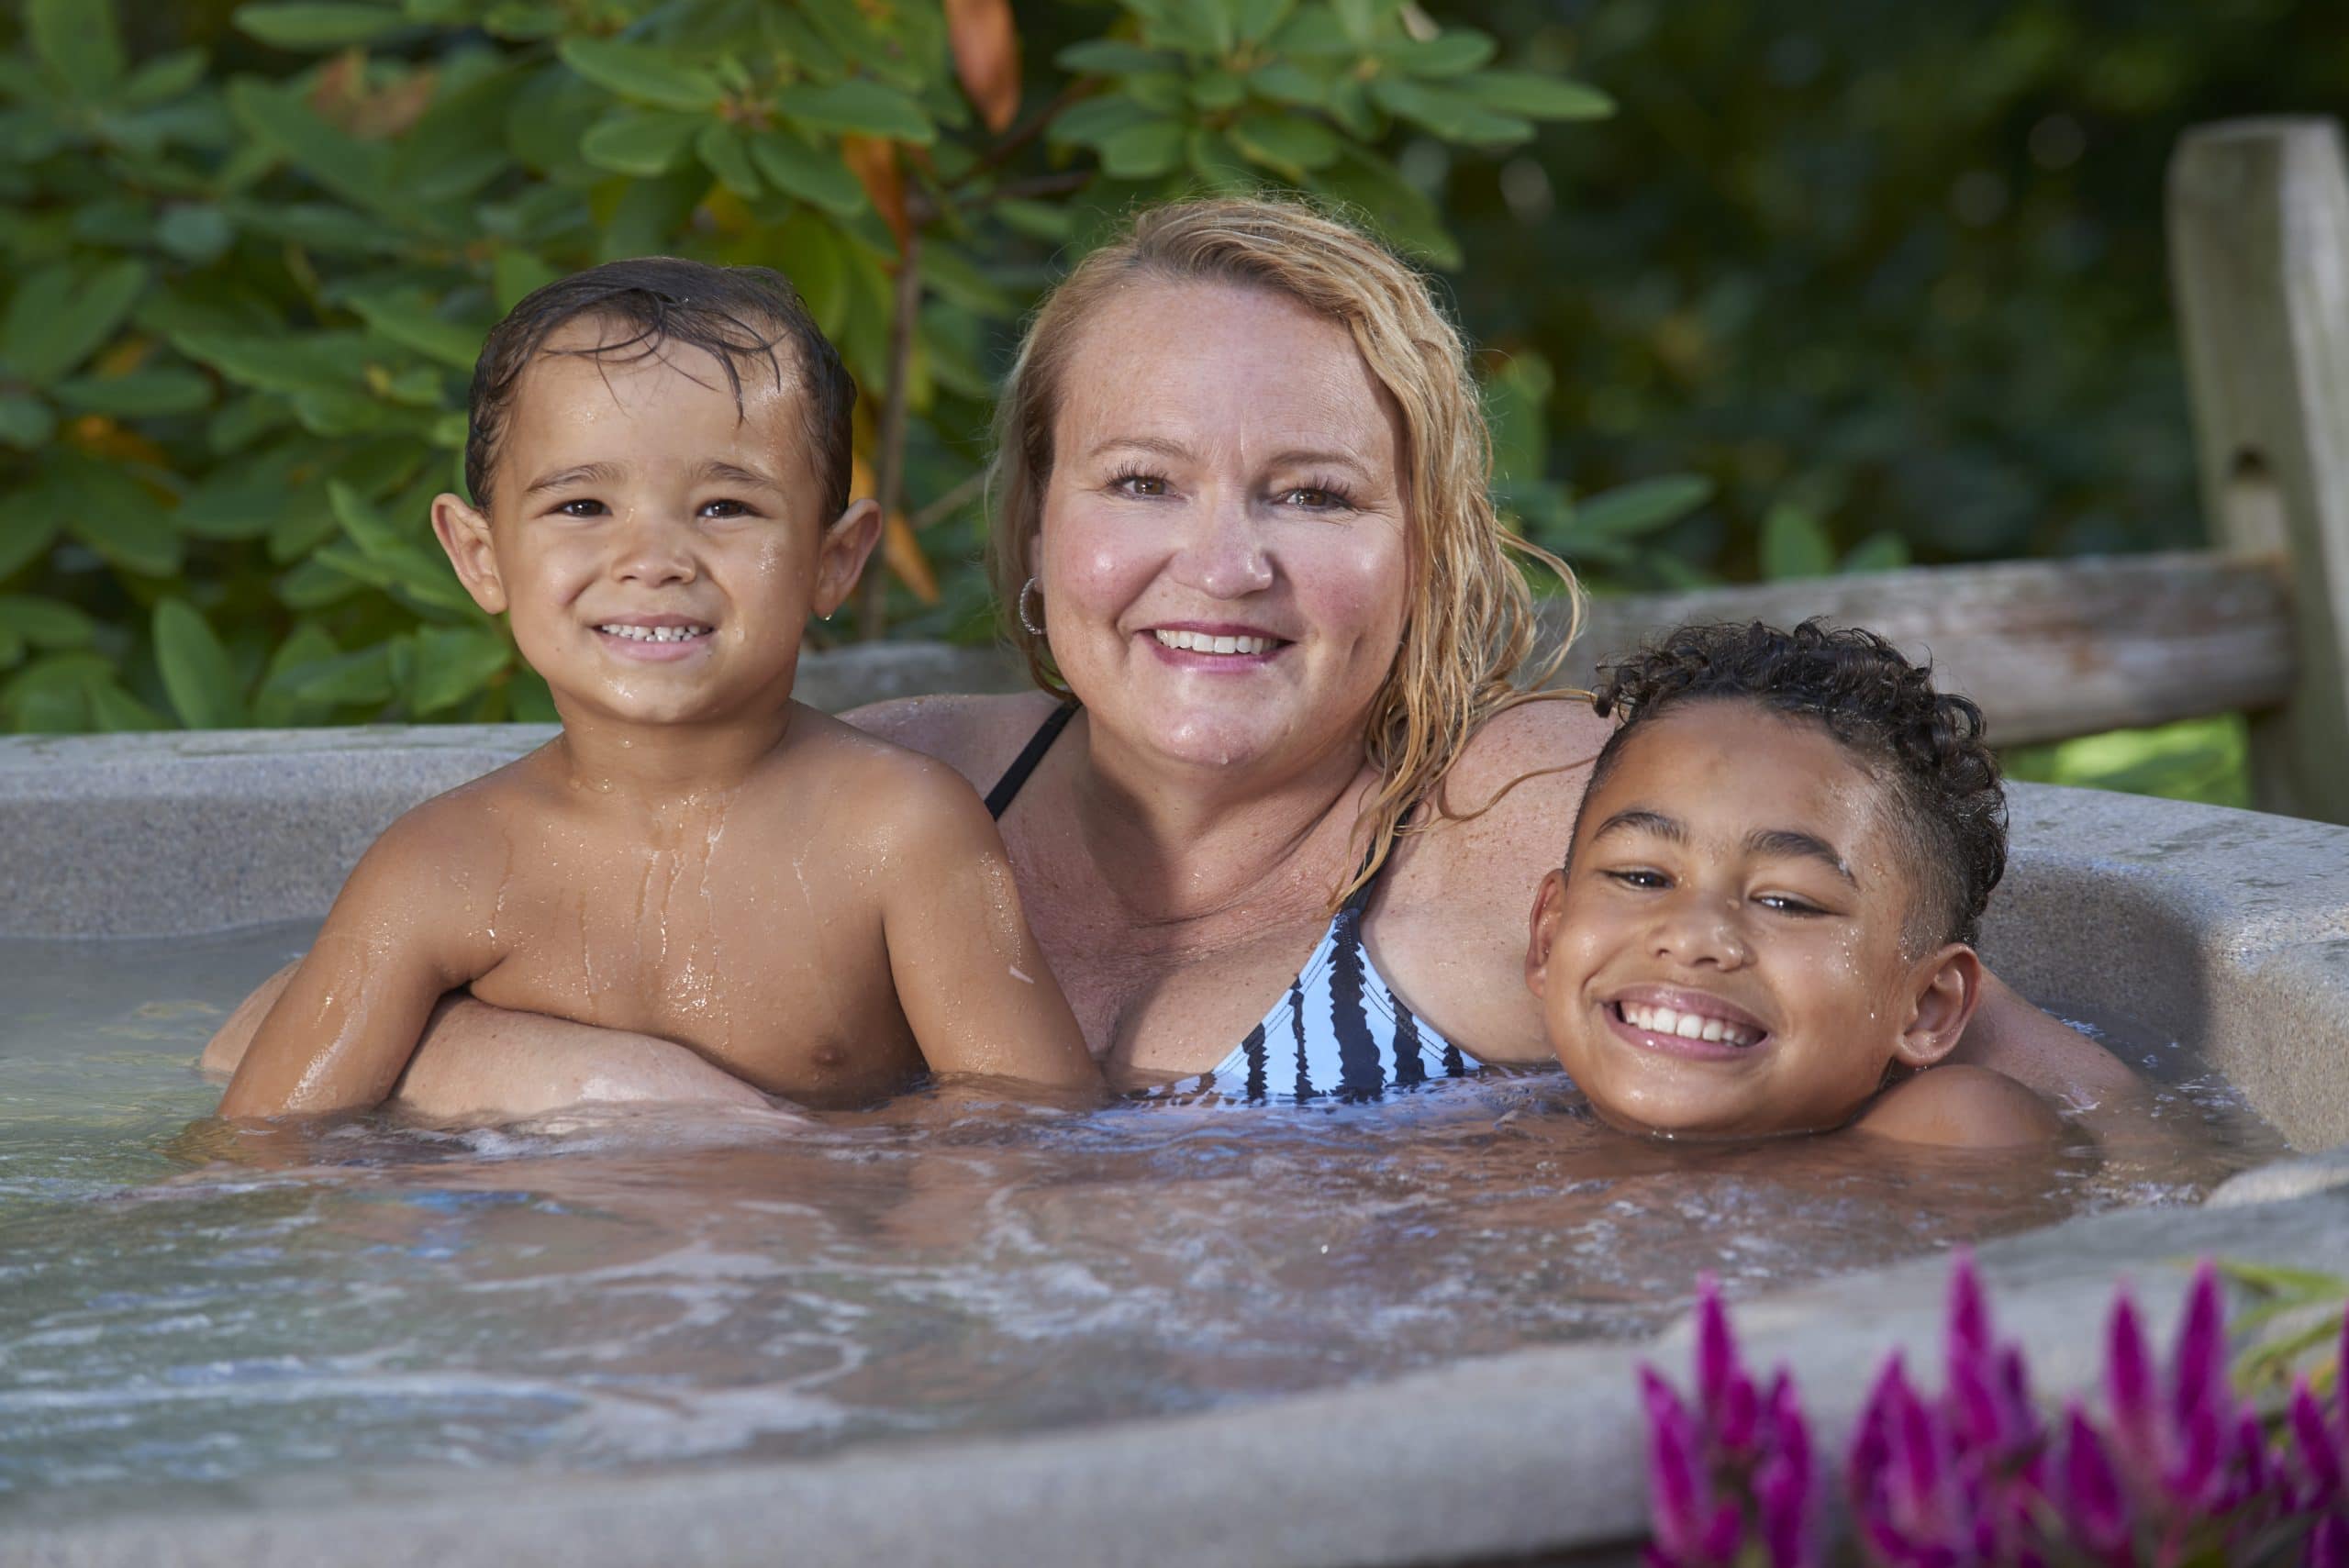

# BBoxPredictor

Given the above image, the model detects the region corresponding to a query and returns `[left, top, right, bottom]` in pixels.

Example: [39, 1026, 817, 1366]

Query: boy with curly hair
[1525, 619, 2065, 1147]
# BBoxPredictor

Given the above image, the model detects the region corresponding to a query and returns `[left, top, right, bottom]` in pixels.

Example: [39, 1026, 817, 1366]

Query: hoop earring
[1018, 576, 1045, 637]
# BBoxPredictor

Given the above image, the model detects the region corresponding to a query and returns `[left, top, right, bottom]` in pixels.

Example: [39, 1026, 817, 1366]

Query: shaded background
[4, 0, 2342, 801]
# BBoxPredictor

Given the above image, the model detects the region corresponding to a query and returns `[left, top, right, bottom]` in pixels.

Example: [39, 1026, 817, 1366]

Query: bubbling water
[0, 921, 2284, 1524]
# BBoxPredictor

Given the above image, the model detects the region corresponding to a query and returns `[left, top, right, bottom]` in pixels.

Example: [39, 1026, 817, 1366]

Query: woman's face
[1036, 279, 1412, 779]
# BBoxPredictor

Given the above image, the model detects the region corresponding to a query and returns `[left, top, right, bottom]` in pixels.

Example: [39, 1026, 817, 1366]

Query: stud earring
[1018, 576, 1046, 637]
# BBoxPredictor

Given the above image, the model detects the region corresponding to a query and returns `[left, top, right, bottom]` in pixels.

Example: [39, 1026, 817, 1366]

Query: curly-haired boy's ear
[1890, 944, 1985, 1069]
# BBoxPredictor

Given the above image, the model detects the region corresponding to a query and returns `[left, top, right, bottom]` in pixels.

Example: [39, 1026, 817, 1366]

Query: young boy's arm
[875, 760, 1101, 1093]
[217, 808, 492, 1119]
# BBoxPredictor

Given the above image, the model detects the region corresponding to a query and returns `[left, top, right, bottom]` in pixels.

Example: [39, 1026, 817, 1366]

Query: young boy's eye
[555, 498, 607, 518]
[699, 497, 754, 519]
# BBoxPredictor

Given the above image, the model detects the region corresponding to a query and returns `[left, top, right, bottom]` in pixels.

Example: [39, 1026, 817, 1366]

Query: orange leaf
[881, 510, 938, 603]
[945, 0, 1022, 133]
[309, 50, 437, 139]
[841, 135, 910, 251]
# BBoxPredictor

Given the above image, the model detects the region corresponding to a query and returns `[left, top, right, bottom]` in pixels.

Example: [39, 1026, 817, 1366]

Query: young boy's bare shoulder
[1853, 1063, 2067, 1149]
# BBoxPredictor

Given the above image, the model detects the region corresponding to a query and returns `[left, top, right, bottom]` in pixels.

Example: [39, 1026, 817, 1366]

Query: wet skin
[215, 323, 1097, 1121]
[1526, 702, 2060, 1146]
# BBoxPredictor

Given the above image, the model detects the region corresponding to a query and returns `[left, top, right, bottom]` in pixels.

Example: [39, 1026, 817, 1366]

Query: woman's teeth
[1620, 1002, 1763, 1047]
[1152, 629, 1275, 655]
[598, 624, 711, 642]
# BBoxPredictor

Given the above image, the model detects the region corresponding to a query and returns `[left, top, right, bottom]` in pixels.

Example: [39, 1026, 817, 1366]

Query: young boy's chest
[464, 823, 922, 1100]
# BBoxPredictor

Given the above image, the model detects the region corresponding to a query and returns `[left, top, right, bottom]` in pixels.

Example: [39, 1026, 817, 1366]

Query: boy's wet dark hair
[464, 256, 854, 518]
[1578, 619, 2008, 951]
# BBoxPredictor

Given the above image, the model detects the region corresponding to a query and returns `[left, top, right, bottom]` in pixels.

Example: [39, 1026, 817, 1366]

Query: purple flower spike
[1696, 1274, 1735, 1416]
[1755, 1451, 1813, 1568]
[1947, 1247, 1989, 1367]
[2291, 1374, 2343, 1502]
[2310, 1513, 2349, 1568]
[2171, 1260, 2229, 1435]
[2102, 1288, 2158, 1483]
[2061, 1403, 2132, 1557]
[1641, 1365, 1710, 1561]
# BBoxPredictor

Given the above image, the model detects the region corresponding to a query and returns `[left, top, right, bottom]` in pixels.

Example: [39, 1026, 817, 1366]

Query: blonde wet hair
[987, 195, 1585, 909]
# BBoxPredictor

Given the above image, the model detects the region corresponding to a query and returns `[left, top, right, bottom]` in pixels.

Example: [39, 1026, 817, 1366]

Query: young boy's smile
[1527, 701, 1976, 1140]
[434, 317, 874, 733]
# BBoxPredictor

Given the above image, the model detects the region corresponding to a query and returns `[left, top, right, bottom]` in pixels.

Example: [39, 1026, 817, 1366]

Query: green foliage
[2002, 714, 2253, 810]
[0, 0, 1613, 732]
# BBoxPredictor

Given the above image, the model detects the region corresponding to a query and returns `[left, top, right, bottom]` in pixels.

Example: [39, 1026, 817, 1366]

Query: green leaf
[53, 369, 214, 417]
[62, 459, 183, 577]
[579, 108, 704, 177]
[1367, 78, 1533, 144]
[1840, 531, 1912, 575]
[0, 619, 20, 670]
[1466, 71, 1614, 121]
[29, 0, 125, 96]
[87, 679, 162, 731]
[1382, 32, 1496, 77]
[1247, 61, 1327, 106]
[696, 120, 763, 199]
[1052, 95, 1161, 149]
[408, 624, 512, 714]
[1760, 502, 1837, 581]
[152, 597, 247, 728]
[749, 128, 867, 216]
[558, 37, 723, 112]
[0, 395, 56, 449]
[235, 4, 408, 49]
[0, 490, 65, 581]
[1572, 475, 1714, 540]
[287, 639, 401, 705]
[1228, 111, 1341, 174]
[1189, 71, 1246, 111]
[251, 621, 341, 726]
[1307, 146, 1457, 268]
[0, 596, 94, 651]
[775, 79, 934, 144]
[1097, 117, 1186, 179]
[1, 654, 112, 732]
[172, 329, 370, 398]
[3, 261, 149, 385]
[346, 291, 485, 371]
[493, 248, 561, 313]
[227, 80, 400, 217]
[156, 205, 237, 264]
[121, 49, 208, 107]
[1055, 40, 1173, 74]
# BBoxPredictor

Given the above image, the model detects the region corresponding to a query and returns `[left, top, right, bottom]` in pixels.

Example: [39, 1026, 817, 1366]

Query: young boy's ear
[1890, 944, 1986, 1070]
[1523, 868, 1569, 997]
[431, 493, 507, 616]
[811, 498, 884, 620]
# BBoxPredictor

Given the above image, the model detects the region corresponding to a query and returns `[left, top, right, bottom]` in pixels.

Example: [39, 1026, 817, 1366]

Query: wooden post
[2169, 117, 2349, 822]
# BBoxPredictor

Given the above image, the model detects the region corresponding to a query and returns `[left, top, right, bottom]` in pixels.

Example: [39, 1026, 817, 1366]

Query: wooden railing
[797, 117, 2349, 823]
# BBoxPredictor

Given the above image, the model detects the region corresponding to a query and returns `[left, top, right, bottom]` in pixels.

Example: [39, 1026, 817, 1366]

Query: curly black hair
[464, 256, 854, 518]
[1580, 619, 2008, 951]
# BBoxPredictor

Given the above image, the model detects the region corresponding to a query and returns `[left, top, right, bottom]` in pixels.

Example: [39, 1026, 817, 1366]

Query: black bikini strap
[1337, 800, 1424, 916]
[984, 702, 1079, 819]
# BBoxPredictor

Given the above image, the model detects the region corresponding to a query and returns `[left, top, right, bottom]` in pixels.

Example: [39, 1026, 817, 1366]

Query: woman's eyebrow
[1265, 448, 1373, 479]
[524, 461, 625, 495]
[1085, 434, 1192, 462]
[1745, 827, 1856, 884]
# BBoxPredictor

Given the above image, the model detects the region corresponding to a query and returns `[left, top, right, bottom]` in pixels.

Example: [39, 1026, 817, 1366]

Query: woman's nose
[609, 512, 698, 587]
[1651, 893, 1752, 970]
[1170, 489, 1275, 599]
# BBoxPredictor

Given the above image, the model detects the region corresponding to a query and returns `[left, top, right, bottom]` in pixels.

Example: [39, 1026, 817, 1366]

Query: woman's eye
[1279, 486, 1352, 511]
[555, 498, 607, 518]
[1112, 473, 1169, 498]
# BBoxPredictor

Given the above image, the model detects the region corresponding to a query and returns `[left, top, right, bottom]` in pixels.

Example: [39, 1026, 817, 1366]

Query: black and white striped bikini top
[984, 704, 1481, 1105]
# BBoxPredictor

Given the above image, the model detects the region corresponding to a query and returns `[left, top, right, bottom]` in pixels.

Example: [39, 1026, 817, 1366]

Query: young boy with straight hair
[215, 257, 1098, 1120]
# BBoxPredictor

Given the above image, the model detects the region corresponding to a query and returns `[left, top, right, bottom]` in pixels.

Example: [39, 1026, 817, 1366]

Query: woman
[207, 196, 2128, 1114]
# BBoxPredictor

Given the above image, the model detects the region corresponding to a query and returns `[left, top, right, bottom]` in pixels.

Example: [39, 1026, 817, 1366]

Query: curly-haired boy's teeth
[1622, 1002, 1762, 1048]
[598, 624, 712, 642]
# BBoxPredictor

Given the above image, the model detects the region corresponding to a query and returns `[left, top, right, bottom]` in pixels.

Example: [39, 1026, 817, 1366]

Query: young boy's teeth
[1623, 1002, 1762, 1048]
[599, 624, 712, 642]
[1153, 629, 1275, 655]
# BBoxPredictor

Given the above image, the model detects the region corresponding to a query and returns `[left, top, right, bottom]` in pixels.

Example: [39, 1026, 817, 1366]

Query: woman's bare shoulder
[839, 689, 1066, 792]
[1415, 695, 1610, 880]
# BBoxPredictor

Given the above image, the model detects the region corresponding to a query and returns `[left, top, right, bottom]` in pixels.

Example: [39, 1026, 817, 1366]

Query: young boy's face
[1525, 701, 1977, 1140]
[434, 317, 875, 730]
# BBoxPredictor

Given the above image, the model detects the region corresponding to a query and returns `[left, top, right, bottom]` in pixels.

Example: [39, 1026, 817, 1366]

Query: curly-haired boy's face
[1525, 702, 1977, 1140]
